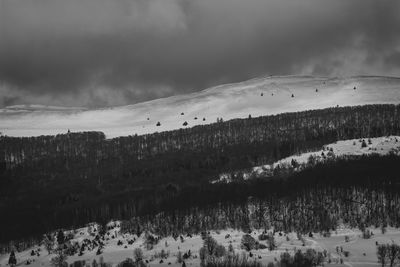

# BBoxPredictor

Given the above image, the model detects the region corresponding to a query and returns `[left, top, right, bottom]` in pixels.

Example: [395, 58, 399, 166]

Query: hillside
[213, 136, 400, 183]
[2, 104, 400, 243]
[1, 76, 400, 138]
[2, 154, 400, 267]
[2, 222, 400, 267]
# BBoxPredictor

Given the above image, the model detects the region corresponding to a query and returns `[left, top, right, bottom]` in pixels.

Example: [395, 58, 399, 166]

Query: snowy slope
[2, 221, 400, 267]
[213, 136, 400, 183]
[1, 76, 400, 138]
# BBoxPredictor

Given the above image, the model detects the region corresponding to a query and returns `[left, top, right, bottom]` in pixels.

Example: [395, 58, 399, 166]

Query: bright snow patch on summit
[1, 76, 400, 138]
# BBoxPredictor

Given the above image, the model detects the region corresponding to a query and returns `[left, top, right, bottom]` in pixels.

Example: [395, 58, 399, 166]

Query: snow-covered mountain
[1, 76, 400, 138]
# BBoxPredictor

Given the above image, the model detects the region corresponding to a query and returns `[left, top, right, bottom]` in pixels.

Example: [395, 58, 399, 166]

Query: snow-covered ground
[1, 76, 400, 138]
[1, 222, 399, 267]
[213, 136, 400, 183]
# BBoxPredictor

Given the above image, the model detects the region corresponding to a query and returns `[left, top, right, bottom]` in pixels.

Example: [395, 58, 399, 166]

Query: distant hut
[291, 94, 294, 98]
[261, 93, 263, 96]
[194, 117, 198, 120]
[181, 112, 184, 115]
[156, 122, 161, 126]
[203, 118, 206, 121]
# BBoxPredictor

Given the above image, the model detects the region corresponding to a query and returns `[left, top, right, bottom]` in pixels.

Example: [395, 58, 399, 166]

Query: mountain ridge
[1, 75, 400, 138]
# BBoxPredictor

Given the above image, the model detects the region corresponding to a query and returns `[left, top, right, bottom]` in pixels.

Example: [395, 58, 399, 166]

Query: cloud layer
[1, 0, 400, 107]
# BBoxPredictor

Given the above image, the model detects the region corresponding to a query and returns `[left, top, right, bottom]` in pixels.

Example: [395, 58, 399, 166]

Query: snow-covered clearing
[1, 223, 399, 267]
[213, 136, 400, 183]
[1, 76, 400, 138]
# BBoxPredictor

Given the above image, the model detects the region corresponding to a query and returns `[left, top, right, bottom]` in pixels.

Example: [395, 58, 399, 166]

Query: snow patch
[212, 136, 400, 183]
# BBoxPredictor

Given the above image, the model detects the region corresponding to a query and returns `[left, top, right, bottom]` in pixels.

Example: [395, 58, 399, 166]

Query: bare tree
[43, 234, 55, 255]
[377, 244, 389, 267]
[133, 248, 144, 263]
[387, 243, 400, 267]
[50, 248, 68, 267]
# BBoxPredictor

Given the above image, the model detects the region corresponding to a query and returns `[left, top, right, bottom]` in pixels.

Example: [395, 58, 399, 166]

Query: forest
[1, 104, 400, 246]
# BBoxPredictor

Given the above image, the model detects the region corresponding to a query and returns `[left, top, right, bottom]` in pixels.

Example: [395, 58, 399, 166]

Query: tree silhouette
[8, 251, 16, 267]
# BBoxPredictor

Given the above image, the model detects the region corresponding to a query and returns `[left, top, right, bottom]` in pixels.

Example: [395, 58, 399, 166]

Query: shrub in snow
[117, 258, 145, 267]
[214, 245, 226, 257]
[50, 248, 68, 267]
[64, 241, 80, 256]
[199, 247, 207, 265]
[144, 233, 158, 250]
[43, 234, 55, 255]
[133, 248, 144, 262]
[203, 235, 218, 255]
[258, 234, 268, 241]
[361, 139, 368, 148]
[70, 260, 85, 267]
[183, 250, 191, 259]
[362, 229, 372, 239]
[153, 249, 168, 260]
[291, 159, 299, 168]
[241, 234, 257, 251]
[57, 230, 65, 245]
[280, 249, 324, 267]
[201, 250, 263, 267]
[267, 235, 276, 251]
[176, 251, 183, 263]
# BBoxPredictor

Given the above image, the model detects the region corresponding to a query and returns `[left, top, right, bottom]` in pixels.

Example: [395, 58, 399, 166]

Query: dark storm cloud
[0, 0, 400, 107]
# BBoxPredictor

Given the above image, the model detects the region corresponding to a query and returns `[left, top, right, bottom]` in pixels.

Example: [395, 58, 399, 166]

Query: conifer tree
[8, 251, 17, 267]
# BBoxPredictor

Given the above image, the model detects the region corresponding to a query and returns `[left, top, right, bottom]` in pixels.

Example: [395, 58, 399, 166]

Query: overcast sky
[1, 0, 400, 108]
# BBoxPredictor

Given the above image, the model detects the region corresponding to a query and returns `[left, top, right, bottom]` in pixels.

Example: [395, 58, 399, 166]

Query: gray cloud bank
[0, 0, 400, 108]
